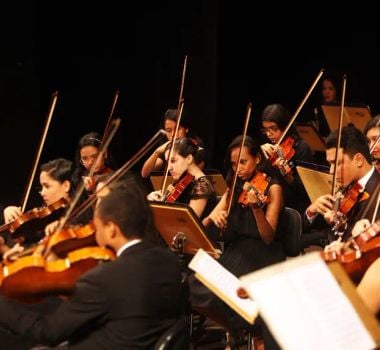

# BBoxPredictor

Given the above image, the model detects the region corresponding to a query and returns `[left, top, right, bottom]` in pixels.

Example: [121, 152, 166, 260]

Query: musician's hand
[207, 210, 228, 229]
[155, 140, 171, 156]
[3, 206, 23, 224]
[147, 190, 164, 202]
[82, 176, 96, 191]
[247, 189, 261, 207]
[308, 194, 335, 216]
[260, 143, 276, 158]
[324, 237, 344, 254]
[351, 219, 371, 237]
[45, 220, 61, 236]
[3, 243, 24, 262]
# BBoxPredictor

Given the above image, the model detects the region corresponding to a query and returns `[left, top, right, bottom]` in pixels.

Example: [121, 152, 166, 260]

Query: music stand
[296, 123, 326, 152]
[149, 202, 221, 259]
[296, 166, 338, 203]
[150, 173, 227, 196]
[321, 105, 372, 132]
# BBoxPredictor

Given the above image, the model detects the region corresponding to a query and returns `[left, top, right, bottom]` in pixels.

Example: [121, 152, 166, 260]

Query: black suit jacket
[0, 241, 184, 349]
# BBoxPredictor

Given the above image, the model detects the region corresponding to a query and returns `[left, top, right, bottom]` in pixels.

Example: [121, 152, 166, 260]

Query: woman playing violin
[141, 109, 205, 178]
[189, 135, 285, 348]
[1, 159, 77, 258]
[1, 158, 92, 260]
[260, 104, 315, 215]
[306, 124, 380, 246]
[72, 132, 114, 193]
[147, 137, 216, 220]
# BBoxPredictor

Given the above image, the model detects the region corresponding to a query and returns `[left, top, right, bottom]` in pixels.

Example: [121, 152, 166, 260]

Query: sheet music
[188, 248, 258, 324]
[240, 252, 376, 350]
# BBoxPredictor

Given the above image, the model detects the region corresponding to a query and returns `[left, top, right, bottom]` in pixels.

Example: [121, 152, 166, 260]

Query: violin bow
[102, 90, 120, 142]
[225, 102, 252, 216]
[331, 74, 347, 196]
[276, 68, 324, 146]
[21, 91, 59, 212]
[160, 55, 188, 194]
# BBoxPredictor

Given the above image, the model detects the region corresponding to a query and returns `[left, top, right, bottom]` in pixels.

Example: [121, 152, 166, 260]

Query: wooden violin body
[46, 221, 96, 258]
[268, 136, 295, 176]
[238, 171, 270, 207]
[165, 173, 194, 203]
[0, 246, 115, 303]
[0, 198, 68, 239]
[323, 221, 380, 284]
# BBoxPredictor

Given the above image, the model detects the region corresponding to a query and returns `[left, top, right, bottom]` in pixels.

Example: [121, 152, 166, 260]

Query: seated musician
[0, 176, 185, 349]
[364, 114, 380, 173]
[303, 124, 380, 249]
[141, 108, 205, 178]
[1, 158, 85, 261]
[260, 103, 316, 215]
[146, 137, 216, 221]
[72, 132, 114, 193]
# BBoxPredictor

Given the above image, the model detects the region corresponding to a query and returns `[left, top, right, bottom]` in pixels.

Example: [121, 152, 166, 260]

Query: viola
[165, 173, 194, 203]
[0, 198, 68, 238]
[0, 246, 115, 303]
[268, 136, 295, 176]
[238, 171, 270, 207]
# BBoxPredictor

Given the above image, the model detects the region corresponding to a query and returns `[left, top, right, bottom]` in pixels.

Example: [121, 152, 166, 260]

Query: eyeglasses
[261, 126, 279, 135]
[80, 154, 99, 165]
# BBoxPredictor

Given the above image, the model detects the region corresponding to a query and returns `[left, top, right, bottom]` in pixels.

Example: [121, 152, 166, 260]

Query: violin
[268, 136, 295, 176]
[323, 220, 380, 284]
[0, 246, 115, 303]
[332, 182, 368, 234]
[238, 171, 270, 207]
[83, 166, 112, 192]
[0, 198, 68, 238]
[165, 173, 194, 203]
[46, 221, 96, 258]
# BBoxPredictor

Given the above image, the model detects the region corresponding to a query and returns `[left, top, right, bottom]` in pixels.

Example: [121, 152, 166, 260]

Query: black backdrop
[1, 1, 379, 207]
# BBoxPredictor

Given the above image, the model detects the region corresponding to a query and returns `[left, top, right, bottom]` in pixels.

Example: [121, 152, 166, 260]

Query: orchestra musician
[147, 137, 216, 221]
[1, 158, 86, 260]
[364, 114, 380, 173]
[304, 124, 380, 249]
[72, 132, 114, 194]
[189, 135, 285, 349]
[260, 103, 316, 215]
[0, 177, 185, 349]
[141, 108, 205, 178]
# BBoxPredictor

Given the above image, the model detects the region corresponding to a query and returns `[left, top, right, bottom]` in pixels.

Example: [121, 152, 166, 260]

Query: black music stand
[149, 202, 221, 265]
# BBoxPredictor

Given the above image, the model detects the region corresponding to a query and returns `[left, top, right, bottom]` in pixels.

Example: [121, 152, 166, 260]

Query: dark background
[1, 1, 379, 207]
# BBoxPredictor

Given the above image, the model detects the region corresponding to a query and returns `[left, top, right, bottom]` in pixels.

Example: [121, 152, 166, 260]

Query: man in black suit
[302, 123, 380, 248]
[0, 179, 185, 349]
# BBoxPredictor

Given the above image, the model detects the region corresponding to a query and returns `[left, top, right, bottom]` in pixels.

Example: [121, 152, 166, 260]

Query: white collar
[117, 239, 142, 257]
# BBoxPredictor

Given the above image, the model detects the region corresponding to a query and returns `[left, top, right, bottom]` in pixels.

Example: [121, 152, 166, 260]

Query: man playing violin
[0, 177, 185, 349]
[305, 124, 380, 246]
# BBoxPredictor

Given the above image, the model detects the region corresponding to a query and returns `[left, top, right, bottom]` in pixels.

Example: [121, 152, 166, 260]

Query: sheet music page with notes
[188, 248, 258, 324]
[240, 252, 376, 350]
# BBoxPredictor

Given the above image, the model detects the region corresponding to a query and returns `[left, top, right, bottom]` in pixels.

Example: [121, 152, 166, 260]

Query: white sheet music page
[240, 252, 375, 350]
[188, 248, 258, 324]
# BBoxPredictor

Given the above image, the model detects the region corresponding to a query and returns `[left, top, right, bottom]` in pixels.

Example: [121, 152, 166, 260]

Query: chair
[280, 207, 303, 257]
[153, 316, 190, 350]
